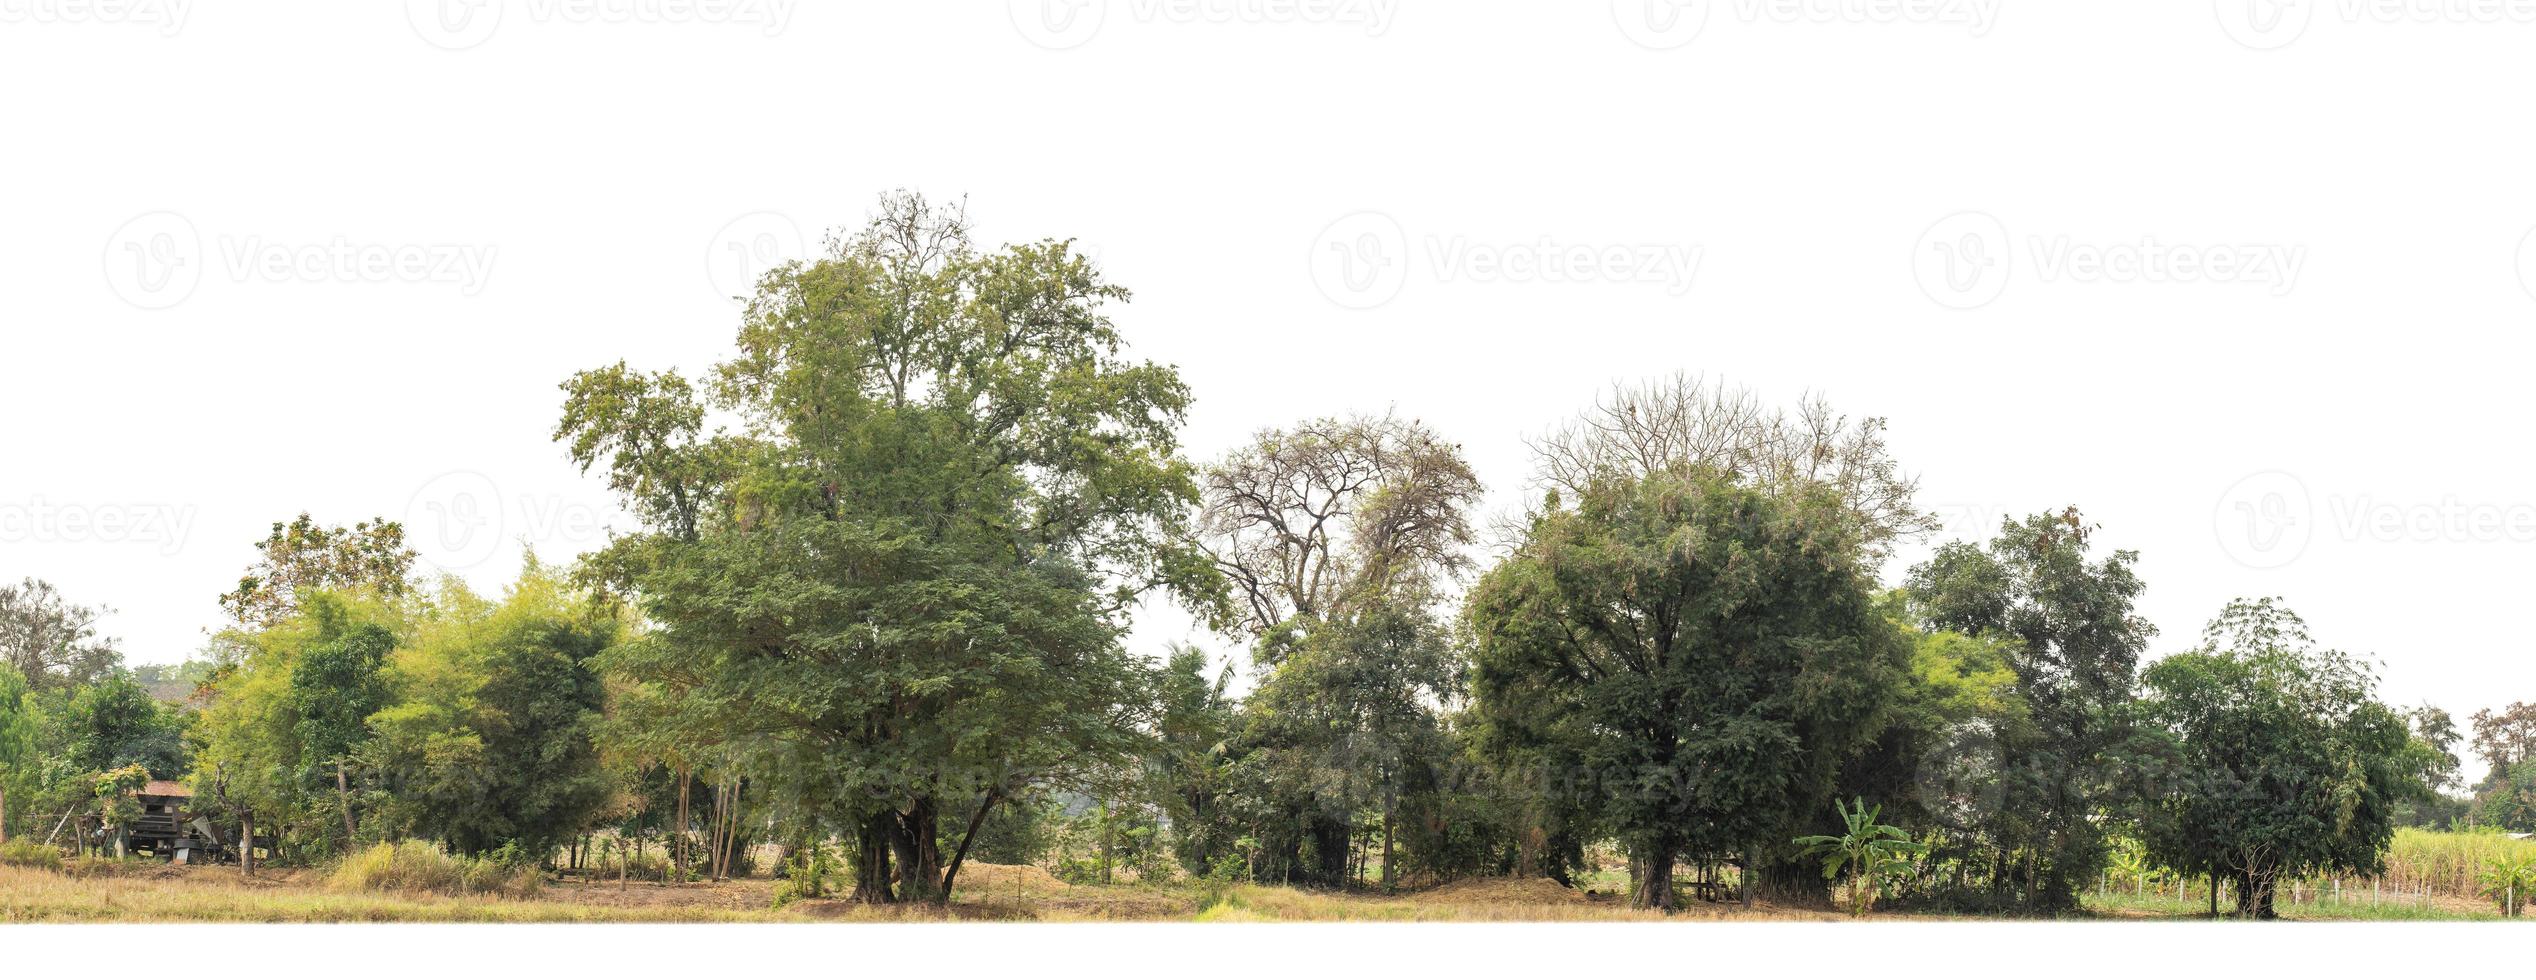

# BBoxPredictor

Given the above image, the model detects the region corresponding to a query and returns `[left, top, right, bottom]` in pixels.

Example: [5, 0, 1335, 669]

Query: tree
[1193, 414, 1484, 888]
[364, 568, 618, 858]
[1793, 798, 1926, 916]
[1197, 414, 1482, 636]
[289, 610, 394, 845]
[218, 513, 416, 629]
[194, 591, 400, 867]
[0, 578, 122, 691]
[1466, 468, 1907, 910]
[0, 665, 36, 843]
[1902, 508, 2153, 913]
[561, 192, 1218, 904]
[1523, 373, 1937, 560]
[2133, 598, 2430, 918]
[64, 671, 189, 778]
[2471, 702, 2536, 781]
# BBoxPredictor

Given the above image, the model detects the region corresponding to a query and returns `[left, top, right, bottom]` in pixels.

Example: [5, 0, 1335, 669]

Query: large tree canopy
[2134, 598, 2431, 918]
[1467, 468, 1907, 910]
[1903, 508, 2152, 912]
[560, 192, 1217, 903]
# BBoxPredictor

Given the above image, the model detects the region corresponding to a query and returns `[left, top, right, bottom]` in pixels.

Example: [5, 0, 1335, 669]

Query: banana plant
[2479, 857, 2535, 917]
[1793, 798, 1927, 916]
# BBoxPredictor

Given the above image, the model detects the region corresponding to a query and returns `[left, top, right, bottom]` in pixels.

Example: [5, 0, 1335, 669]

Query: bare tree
[1196, 413, 1483, 639]
[1523, 373, 1937, 560]
[0, 578, 122, 690]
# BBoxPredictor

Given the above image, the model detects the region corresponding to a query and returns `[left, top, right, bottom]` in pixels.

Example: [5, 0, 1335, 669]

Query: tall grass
[328, 841, 541, 899]
[0, 839, 64, 871]
[2385, 828, 2536, 896]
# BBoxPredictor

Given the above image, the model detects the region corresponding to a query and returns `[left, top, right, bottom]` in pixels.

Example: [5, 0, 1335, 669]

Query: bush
[1, 838, 64, 871]
[329, 841, 540, 899]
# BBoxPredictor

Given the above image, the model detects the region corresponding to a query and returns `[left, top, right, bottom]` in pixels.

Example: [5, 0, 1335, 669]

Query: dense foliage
[0, 195, 2503, 921]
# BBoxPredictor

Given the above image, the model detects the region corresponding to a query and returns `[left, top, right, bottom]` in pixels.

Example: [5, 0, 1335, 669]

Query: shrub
[1, 838, 64, 871]
[329, 841, 540, 899]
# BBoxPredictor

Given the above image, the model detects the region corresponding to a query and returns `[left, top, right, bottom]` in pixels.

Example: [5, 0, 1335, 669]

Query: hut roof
[139, 780, 192, 798]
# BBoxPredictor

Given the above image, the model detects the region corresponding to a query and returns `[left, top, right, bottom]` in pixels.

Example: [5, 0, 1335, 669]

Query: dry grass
[0, 863, 793, 923]
[10, 858, 2525, 923]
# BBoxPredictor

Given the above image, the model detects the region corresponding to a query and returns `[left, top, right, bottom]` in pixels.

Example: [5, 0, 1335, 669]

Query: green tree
[65, 671, 189, 778]
[289, 611, 394, 846]
[1903, 508, 2152, 913]
[218, 514, 416, 629]
[1467, 468, 1907, 910]
[1193, 414, 1484, 889]
[2133, 598, 2430, 918]
[365, 568, 617, 859]
[0, 665, 37, 842]
[561, 192, 1219, 904]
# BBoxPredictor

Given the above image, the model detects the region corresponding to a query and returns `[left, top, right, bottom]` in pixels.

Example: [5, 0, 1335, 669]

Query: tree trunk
[889, 799, 943, 903]
[673, 769, 690, 883]
[852, 812, 895, 903]
[1629, 837, 1677, 911]
[938, 790, 1001, 904]
[240, 811, 257, 876]
[1380, 793, 1397, 893]
[335, 763, 357, 845]
[0, 785, 9, 845]
[1307, 813, 1351, 889]
[1099, 800, 1113, 886]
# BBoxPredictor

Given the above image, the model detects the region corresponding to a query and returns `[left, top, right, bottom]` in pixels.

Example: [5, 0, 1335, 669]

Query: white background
[6, 0, 2536, 810]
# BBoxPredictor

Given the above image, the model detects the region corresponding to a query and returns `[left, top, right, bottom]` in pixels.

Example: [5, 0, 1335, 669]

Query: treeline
[6, 194, 2535, 919]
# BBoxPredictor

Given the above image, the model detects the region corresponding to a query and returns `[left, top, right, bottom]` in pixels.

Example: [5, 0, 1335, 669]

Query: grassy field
[7, 856, 2530, 923]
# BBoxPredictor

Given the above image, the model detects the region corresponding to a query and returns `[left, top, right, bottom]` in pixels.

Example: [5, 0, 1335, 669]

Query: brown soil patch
[1421, 877, 1593, 905]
